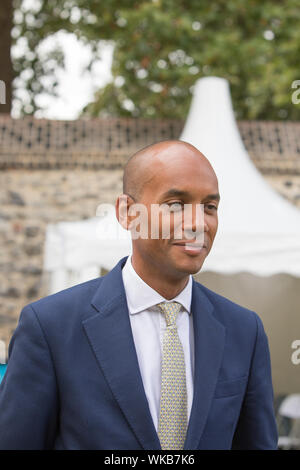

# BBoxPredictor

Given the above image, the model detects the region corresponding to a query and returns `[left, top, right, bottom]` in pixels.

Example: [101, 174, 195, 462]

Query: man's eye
[168, 202, 184, 212]
[205, 204, 217, 211]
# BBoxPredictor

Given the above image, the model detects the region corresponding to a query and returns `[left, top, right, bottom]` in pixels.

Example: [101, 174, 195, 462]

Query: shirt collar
[122, 255, 192, 315]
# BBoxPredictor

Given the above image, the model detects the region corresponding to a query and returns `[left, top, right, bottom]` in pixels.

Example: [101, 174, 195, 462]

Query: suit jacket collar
[122, 254, 193, 315]
[83, 256, 225, 450]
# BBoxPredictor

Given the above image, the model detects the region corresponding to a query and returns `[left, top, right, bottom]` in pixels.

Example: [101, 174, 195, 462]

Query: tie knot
[157, 301, 182, 327]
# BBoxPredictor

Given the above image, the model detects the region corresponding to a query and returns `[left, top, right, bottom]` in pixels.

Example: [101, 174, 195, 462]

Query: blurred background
[0, 0, 300, 449]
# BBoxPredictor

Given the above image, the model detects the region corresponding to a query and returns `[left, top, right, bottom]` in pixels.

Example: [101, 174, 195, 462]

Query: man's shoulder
[22, 276, 104, 325]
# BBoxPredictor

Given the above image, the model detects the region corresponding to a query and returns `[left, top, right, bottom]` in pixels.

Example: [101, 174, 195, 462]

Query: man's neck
[130, 255, 190, 300]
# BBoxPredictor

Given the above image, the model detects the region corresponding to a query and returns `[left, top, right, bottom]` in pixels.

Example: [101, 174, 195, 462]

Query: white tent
[180, 76, 300, 277]
[43, 77, 300, 394]
[180, 77, 300, 395]
[43, 205, 131, 295]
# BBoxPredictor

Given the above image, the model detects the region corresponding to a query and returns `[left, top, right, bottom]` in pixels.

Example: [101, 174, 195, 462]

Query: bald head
[117, 139, 220, 282]
[123, 140, 216, 201]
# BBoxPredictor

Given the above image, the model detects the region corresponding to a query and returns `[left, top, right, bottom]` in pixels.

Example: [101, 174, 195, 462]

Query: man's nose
[182, 204, 208, 240]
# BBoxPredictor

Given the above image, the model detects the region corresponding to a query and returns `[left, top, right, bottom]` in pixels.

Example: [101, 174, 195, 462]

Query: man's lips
[172, 241, 207, 254]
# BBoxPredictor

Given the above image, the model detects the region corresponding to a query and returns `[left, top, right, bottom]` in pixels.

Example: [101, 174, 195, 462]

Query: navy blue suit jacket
[0, 256, 278, 449]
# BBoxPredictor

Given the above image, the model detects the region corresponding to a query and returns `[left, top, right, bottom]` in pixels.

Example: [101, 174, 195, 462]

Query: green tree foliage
[13, 0, 300, 119]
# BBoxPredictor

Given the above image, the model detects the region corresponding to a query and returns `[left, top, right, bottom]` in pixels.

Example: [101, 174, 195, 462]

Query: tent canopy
[180, 76, 300, 277]
[44, 205, 132, 294]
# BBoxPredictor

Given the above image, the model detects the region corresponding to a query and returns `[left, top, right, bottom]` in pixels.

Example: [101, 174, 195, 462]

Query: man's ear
[115, 194, 131, 230]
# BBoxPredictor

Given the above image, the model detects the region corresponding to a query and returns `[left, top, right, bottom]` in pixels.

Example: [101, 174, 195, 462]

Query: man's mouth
[172, 241, 207, 254]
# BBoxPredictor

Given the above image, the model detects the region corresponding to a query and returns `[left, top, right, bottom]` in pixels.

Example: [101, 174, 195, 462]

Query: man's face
[128, 144, 220, 279]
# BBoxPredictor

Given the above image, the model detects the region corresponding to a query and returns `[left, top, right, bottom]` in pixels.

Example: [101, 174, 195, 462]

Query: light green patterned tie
[157, 301, 188, 450]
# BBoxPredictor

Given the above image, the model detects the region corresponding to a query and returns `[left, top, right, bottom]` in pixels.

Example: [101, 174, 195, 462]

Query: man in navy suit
[0, 140, 278, 449]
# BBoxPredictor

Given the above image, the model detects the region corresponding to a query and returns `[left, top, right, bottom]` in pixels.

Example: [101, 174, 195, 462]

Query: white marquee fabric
[43, 206, 131, 294]
[180, 76, 300, 277]
[181, 77, 300, 394]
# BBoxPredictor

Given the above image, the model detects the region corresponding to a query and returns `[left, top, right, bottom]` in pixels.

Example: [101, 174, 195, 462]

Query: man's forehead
[150, 154, 218, 185]
[140, 152, 219, 199]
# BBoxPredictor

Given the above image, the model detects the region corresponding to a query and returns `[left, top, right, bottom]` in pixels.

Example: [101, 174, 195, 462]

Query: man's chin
[169, 244, 208, 274]
[173, 255, 206, 276]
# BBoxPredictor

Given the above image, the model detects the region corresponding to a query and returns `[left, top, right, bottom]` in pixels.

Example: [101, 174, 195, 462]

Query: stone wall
[1, 116, 300, 173]
[0, 168, 123, 352]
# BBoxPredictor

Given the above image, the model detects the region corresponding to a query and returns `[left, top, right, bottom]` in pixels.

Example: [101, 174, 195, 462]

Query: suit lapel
[82, 257, 161, 450]
[184, 280, 226, 450]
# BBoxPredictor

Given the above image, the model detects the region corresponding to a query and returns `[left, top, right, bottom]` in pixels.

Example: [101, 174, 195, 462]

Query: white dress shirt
[122, 255, 195, 431]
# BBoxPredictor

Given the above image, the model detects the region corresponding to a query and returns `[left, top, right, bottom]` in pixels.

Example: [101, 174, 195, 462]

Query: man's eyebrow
[160, 189, 221, 202]
[160, 189, 190, 199]
[203, 193, 221, 202]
